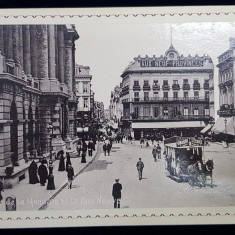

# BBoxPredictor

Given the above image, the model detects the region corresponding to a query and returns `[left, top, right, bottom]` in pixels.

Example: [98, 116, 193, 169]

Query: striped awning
[200, 124, 213, 134]
[211, 117, 235, 135]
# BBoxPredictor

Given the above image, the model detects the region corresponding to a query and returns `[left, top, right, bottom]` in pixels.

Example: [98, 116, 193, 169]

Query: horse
[188, 160, 214, 188]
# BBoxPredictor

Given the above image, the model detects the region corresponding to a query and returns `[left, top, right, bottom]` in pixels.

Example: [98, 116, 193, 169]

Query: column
[12, 25, 20, 64]
[6, 25, 13, 62]
[0, 26, 4, 55]
[30, 25, 38, 78]
[48, 25, 56, 78]
[58, 26, 65, 83]
[18, 26, 24, 69]
[64, 38, 73, 98]
[36, 25, 49, 79]
[23, 25, 31, 76]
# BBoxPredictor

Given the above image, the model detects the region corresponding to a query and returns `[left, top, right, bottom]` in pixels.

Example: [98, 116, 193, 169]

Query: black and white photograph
[0, 18, 235, 214]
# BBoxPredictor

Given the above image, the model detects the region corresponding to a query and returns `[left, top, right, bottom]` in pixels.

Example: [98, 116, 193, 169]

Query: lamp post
[47, 122, 55, 190]
[224, 118, 228, 147]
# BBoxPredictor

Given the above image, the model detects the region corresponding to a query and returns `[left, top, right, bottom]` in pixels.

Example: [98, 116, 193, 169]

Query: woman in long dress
[65, 152, 72, 170]
[28, 160, 39, 184]
[58, 151, 65, 171]
[38, 162, 48, 186]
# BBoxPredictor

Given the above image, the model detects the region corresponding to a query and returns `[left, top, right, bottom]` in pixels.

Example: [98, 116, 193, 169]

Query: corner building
[0, 25, 79, 187]
[120, 44, 214, 140]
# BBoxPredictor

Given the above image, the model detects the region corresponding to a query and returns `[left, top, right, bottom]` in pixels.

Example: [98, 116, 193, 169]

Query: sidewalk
[0, 143, 101, 211]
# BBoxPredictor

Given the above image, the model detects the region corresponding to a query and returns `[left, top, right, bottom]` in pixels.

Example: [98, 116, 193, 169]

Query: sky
[75, 21, 235, 116]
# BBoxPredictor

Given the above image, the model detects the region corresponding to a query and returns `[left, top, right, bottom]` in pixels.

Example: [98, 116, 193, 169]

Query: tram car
[163, 136, 205, 182]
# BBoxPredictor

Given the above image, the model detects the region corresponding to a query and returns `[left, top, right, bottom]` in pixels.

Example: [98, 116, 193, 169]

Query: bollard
[5, 196, 16, 211]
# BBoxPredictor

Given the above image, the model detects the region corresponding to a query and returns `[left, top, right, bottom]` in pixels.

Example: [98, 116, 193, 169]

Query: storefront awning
[132, 121, 205, 129]
[77, 127, 89, 132]
[200, 124, 213, 134]
[211, 117, 235, 135]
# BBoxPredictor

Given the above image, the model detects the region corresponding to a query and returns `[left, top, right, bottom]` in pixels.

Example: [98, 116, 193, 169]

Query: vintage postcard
[0, 6, 235, 228]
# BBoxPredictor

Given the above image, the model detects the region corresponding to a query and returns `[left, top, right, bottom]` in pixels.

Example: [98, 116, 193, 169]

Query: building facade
[94, 101, 104, 122]
[212, 38, 235, 142]
[0, 25, 79, 187]
[120, 44, 214, 139]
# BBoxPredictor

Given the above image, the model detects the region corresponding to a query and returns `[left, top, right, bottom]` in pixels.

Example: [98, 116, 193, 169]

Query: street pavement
[0, 144, 99, 211]
[45, 140, 235, 210]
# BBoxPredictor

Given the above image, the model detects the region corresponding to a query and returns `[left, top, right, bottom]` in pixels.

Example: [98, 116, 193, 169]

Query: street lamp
[224, 118, 228, 146]
[47, 122, 55, 190]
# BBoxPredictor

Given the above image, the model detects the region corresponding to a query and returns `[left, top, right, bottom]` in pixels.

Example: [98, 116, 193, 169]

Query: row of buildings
[0, 24, 104, 187]
[109, 38, 235, 141]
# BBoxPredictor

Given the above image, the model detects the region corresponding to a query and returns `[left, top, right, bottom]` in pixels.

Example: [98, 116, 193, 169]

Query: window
[143, 106, 150, 117]
[134, 107, 139, 119]
[134, 92, 139, 101]
[194, 108, 199, 116]
[164, 92, 168, 99]
[153, 92, 159, 98]
[184, 92, 188, 98]
[84, 98, 88, 108]
[153, 80, 158, 86]
[163, 80, 168, 86]
[163, 106, 168, 116]
[183, 108, 189, 116]
[205, 108, 209, 115]
[134, 80, 139, 86]
[194, 91, 199, 98]
[173, 107, 178, 117]
[173, 92, 178, 99]
[144, 92, 149, 101]
[153, 107, 159, 117]
[144, 80, 149, 86]
[83, 82, 89, 93]
[183, 79, 188, 84]
[173, 80, 178, 85]
[205, 91, 209, 99]
[204, 79, 209, 84]
[194, 79, 199, 84]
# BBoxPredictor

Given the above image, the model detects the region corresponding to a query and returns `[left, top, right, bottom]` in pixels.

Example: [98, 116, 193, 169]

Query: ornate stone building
[120, 44, 214, 139]
[212, 37, 235, 142]
[0, 25, 79, 186]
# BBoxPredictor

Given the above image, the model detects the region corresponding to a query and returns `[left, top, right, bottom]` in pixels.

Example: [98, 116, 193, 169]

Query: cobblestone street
[44, 140, 235, 210]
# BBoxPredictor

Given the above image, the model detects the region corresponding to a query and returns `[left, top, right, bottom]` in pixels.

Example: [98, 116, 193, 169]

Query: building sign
[140, 59, 204, 68]
[217, 109, 235, 117]
[176, 138, 203, 147]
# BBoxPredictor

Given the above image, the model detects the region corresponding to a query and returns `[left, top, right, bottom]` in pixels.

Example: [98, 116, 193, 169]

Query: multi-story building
[104, 109, 111, 121]
[94, 101, 104, 122]
[75, 64, 92, 129]
[0, 25, 79, 187]
[212, 37, 235, 142]
[120, 43, 214, 139]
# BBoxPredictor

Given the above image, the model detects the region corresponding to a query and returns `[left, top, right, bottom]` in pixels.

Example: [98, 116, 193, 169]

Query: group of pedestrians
[76, 139, 96, 163]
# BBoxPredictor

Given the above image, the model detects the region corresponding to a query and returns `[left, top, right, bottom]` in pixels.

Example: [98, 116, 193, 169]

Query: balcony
[193, 83, 200, 90]
[152, 85, 160, 90]
[203, 83, 209, 90]
[172, 84, 180, 90]
[133, 85, 141, 91]
[183, 84, 190, 90]
[143, 85, 150, 91]
[162, 84, 170, 90]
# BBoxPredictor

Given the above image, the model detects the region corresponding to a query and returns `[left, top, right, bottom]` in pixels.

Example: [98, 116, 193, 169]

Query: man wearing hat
[136, 158, 144, 180]
[112, 178, 122, 208]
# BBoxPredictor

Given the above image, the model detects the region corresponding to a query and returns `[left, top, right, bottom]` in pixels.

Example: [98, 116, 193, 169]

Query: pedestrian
[82, 141, 88, 155]
[66, 164, 74, 189]
[66, 152, 72, 170]
[76, 139, 82, 157]
[88, 140, 93, 156]
[107, 142, 111, 156]
[0, 180, 4, 204]
[112, 178, 122, 209]
[58, 150, 65, 171]
[152, 145, 158, 162]
[81, 152, 86, 163]
[38, 162, 48, 186]
[136, 158, 144, 180]
[140, 137, 144, 148]
[156, 143, 162, 159]
[41, 157, 48, 166]
[28, 160, 39, 184]
[103, 143, 107, 156]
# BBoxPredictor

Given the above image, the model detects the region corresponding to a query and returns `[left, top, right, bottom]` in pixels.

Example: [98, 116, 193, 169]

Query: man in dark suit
[136, 158, 144, 180]
[112, 179, 122, 208]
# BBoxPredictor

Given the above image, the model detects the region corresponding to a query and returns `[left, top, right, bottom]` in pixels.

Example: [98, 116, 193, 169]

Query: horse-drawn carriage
[164, 136, 214, 187]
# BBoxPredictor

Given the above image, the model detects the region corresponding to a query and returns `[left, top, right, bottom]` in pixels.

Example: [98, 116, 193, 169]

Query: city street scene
[0, 22, 235, 211]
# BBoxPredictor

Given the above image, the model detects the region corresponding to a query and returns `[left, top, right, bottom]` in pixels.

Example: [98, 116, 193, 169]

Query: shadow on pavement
[84, 160, 113, 173]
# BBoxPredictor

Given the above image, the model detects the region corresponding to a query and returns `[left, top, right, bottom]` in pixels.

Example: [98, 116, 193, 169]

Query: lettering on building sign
[140, 59, 204, 67]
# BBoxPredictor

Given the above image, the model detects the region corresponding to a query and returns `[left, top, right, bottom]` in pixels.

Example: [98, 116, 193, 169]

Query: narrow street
[46, 140, 235, 210]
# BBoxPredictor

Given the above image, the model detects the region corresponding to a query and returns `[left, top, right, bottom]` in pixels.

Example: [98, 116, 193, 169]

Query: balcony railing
[193, 83, 200, 90]
[203, 83, 209, 90]
[172, 84, 180, 90]
[122, 97, 209, 103]
[183, 84, 190, 90]
[133, 85, 141, 91]
[162, 84, 170, 90]
[152, 85, 160, 90]
[143, 85, 151, 91]
[121, 114, 210, 121]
